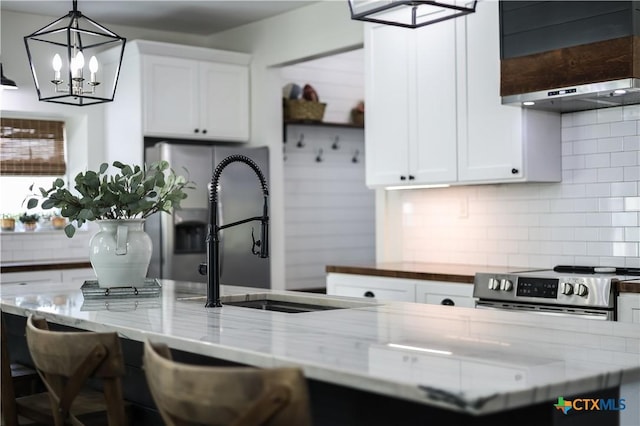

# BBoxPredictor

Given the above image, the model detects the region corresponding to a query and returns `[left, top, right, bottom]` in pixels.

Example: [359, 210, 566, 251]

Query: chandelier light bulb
[52, 54, 62, 72]
[89, 56, 98, 73]
[52, 53, 62, 81]
[75, 51, 85, 69]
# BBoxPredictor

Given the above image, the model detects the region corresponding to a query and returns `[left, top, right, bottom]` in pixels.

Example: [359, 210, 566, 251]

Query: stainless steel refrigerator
[145, 142, 270, 288]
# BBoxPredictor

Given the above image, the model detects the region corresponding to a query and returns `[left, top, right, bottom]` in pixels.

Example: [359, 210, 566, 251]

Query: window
[0, 118, 66, 175]
[0, 118, 67, 215]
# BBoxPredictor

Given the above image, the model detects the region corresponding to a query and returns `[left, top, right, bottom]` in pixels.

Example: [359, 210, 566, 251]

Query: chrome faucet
[199, 155, 269, 307]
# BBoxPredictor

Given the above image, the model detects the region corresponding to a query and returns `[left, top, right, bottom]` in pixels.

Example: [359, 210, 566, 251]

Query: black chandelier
[348, 0, 477, 29]
[24, 0, 126, 106]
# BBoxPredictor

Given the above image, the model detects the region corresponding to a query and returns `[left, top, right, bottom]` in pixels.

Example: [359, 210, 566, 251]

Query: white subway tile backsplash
[625, 197, 640, 211]
[585, 212, 612, 227]
[613, 242, 638, 257]
[598, 227, 624, 242]
[585, 153, 611, 168]
[611, 151, 637, 167]
[611, 181, 637, 197]
[610, 121, 637, 137]
[572, 139, 598, 155]
[597, 167, 624, 182]
[573, 110, 598, 126]
[574, 227, 599, 241]
[598, 197, 624, 212]
[623, 105, 640, 121]
[612, 212, 638, 227]
[597, 107, 623, 124]
[624, 166, 640, 181]
[623, 135, 640, 151]
[625, 227, 640, 242]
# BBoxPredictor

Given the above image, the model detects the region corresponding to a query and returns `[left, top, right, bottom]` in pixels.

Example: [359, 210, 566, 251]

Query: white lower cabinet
[327, 273, 415, 302]
[1, 268, 95, 286]
[1, 270, 59, 285]
[326, 273, 475, 307]
[617, 293, 640, 323]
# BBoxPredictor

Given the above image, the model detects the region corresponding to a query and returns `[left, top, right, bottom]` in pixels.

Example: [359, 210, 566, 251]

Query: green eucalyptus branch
[27, 161, 196, 238]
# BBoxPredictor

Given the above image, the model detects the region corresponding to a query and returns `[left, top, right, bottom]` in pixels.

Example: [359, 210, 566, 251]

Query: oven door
[475, 300, 614, 321]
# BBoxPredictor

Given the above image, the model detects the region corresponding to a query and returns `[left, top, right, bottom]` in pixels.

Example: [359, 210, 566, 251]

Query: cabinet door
[1, 270, 61, 285]
[365, 24, 411, 187]
[199, 62, 250, 142]
[457, 0, 523, 182]
[415, 281, 475, 308]
[143, 56, 200, 137]
[327, 273, 415, 302]
[412, 20, 458, 183]
[618, 294, 640, 323]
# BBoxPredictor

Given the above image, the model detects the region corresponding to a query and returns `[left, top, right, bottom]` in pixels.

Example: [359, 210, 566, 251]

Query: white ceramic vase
[90, 219, 152, 288]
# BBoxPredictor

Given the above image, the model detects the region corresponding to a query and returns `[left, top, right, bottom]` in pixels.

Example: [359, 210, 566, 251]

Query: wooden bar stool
[24, 314, 130, 426]
[143, 340, 313, 426]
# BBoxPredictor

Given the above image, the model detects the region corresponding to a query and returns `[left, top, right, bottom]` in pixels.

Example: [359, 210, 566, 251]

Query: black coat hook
[297, 133, 305, 148]
[352, 149, 360, 163]
[316, 148, 324, 163]
[331, 135, 340, 150]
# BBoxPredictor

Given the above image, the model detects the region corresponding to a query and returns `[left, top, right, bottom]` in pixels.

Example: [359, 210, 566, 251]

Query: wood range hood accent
[501, 36, 640, 112]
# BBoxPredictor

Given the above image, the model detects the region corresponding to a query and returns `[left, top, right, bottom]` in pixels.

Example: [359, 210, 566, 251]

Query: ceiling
[1, 1, 319, 36]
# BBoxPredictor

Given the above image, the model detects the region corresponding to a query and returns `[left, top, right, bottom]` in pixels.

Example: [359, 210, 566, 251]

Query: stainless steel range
[474, 266, 640, 321]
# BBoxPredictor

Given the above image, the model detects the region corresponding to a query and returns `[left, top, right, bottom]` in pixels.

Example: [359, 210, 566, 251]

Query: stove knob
[500, 279, 513, 291]
[488, 278, 500, 290]
[561, 282, 574, 295]
[575, 283, 589, 297]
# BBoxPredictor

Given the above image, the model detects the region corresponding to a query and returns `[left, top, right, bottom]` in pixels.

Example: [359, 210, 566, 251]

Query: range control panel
[473, 272, 615, 308]
[516, 277, 558, 298]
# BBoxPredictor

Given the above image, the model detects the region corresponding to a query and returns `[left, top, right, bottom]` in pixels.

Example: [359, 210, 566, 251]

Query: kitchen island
[2, 279, 639, 425]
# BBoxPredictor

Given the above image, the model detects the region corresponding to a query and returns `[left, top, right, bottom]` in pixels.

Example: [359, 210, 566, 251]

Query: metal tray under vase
[81, 279, 161, 299]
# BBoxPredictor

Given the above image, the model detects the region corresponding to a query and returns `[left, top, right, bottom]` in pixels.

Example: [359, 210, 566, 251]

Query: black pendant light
[1, 64, 18, 90]
[24, 0, 126, 106]
[348, 0, 477, 29]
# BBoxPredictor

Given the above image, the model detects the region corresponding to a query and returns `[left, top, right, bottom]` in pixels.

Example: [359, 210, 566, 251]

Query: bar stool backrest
[143, 340, 313, 426]
[25, 314, 128, 426]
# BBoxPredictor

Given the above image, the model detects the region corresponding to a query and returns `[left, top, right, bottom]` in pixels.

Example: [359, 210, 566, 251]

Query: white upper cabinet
[364, 1, 560, 188]
[143, 54, 250, 142]
[365, 22, 457, 187]
[105, 41, 250, 165]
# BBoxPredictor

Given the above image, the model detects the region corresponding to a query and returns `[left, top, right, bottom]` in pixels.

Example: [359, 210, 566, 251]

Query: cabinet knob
[194, 128, 200, 133]
[408, 175, 415, 180]
[441, 298, 455, 306]
[400, 176, 406, 181]
[202, 129, 207, 134]
[364, 291, 375, 298]
[511, 168, 519, 174]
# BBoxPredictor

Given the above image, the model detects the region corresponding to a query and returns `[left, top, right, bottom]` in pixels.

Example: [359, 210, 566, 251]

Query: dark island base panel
[3, 313, 619, 426]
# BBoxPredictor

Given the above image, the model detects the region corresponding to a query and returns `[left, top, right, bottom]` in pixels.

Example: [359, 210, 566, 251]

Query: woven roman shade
[0, 118, 66, 175]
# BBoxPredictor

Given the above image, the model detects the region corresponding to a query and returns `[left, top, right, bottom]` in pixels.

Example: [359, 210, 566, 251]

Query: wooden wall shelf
[283, 120, 363, 142]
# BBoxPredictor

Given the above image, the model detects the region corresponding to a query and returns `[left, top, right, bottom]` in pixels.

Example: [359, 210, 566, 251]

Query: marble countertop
[1, 279, 639, 416]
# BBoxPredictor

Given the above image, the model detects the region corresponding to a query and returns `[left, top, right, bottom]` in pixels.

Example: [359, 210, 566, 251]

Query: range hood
[499, 1, 640, 113]
[501, 78, 640, 113]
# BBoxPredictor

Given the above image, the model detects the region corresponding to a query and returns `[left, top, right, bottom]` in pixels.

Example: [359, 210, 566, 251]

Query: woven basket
[284, 99, 326, 122]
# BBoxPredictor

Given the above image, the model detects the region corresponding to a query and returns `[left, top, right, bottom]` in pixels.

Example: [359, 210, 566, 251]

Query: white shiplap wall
[283, 125, 374, 290]
[280, 50, 374, 290]
[387, 105, 640, 269]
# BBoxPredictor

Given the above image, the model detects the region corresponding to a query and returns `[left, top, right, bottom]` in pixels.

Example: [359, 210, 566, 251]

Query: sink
[176, 292, 377, 313]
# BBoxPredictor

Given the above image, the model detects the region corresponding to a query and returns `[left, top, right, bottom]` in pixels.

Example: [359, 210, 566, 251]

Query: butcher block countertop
[326, 263, 640, 293]
[1, 279, 639, 421]
[326, 263, 530, 284]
